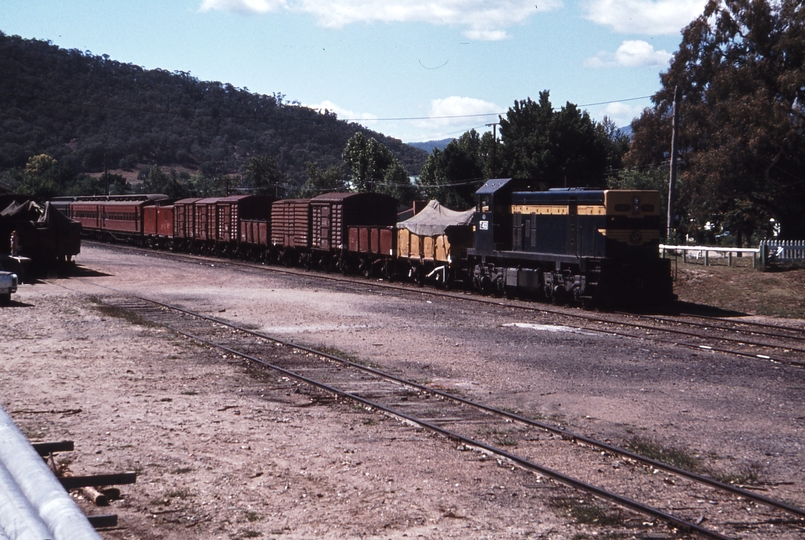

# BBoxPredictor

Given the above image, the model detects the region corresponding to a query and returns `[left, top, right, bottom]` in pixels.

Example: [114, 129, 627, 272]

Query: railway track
[83, 286, 804, 539]
[83, 241, 805, 370]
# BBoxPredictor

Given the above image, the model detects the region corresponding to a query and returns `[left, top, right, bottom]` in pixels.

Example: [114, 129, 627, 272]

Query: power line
[343, 95, 654, 123]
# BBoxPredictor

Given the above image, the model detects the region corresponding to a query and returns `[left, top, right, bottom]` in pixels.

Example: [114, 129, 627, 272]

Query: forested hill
[0, 32, 427, 186]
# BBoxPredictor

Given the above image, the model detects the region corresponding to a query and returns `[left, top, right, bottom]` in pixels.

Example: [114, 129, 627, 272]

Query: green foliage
[16, 154, 64, 200]
[417, 130, 488, 210]
[244, 154, 287, 197]
[497, 91, 623, 188]
[627, 0, 805, 240]
[0, 33, 426, 190]
[134, 165, 190, 199]
[299, 162, 348, 197]
[342, 132, 420, 204]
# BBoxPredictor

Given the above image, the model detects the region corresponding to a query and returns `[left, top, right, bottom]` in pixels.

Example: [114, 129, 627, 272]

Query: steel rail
[619, 312, 805, 344]
[101, 289, 805, 522]
[84, 241, 805, 351]
[157, 312, 735, 540]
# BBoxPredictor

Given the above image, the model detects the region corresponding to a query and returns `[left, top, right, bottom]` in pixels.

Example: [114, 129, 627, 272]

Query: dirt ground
[1, 244, 803, 539]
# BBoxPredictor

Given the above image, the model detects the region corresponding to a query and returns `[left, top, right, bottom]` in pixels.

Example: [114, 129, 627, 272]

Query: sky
[1, 0, 707, 143]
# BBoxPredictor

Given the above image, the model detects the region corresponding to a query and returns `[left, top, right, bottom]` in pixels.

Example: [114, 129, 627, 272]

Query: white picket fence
[660, 240, 805, 269]
[759, 239, 805, 267]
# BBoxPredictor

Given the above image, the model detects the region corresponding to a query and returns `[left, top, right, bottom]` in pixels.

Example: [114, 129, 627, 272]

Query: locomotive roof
[512, 189, 605, 204]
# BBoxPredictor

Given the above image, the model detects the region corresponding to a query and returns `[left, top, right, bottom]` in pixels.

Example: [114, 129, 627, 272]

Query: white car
[0, 270, 18, 304]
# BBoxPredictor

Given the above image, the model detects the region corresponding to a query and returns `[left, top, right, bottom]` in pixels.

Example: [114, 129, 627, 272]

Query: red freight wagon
[348, 226, 395, 256]
[194, 198, 221, 242]
[240, 220, 269, 246]
[311, 193, 397, 252]
[174, 198, 202, 240]
[271, 199, 311, 249]
[143, 205, 174, 237]
[217, 195, 275, 244]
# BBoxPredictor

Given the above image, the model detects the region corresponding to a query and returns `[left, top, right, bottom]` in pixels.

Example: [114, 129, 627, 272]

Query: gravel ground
[1, 243, 803, 539]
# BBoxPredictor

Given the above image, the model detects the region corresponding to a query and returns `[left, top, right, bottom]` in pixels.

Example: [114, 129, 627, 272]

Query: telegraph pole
[667, 86, 682, 240]
[485, 123, 498, 178]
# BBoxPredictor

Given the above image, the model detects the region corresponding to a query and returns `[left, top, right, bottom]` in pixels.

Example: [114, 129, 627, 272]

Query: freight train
[52, 178, 675, 307]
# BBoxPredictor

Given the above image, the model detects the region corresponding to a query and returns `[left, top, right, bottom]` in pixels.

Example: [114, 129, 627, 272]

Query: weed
[180, 390, 198, 396]
[165, 488, 191, 499]
[626, 436, 701, 473]
[549, 496, 624, 527]
[91, 299, 157, 328]
[230, 530, 262, 539]
[244, 510, 261, 522]
[171, 467, 193, 474]
[714, 464, 761, 486]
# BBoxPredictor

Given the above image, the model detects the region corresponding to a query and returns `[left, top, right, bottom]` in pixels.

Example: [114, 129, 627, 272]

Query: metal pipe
[0, 460, 52, 540]
[0, 406, 101, 540]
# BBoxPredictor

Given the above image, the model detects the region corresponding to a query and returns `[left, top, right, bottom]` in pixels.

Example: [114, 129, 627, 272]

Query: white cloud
[584, 40, 672, 68]
[308, 96, 502, 142]
[598, 101, 646, 127]
[308, 100, 378, 122]
[583, 0, 706, 35]
[200, 0, 286, 14]
[199, 0, 561, 41]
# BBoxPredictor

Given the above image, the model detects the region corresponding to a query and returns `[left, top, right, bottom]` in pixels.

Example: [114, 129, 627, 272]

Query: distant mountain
[618, 125, 633, 139]
[0, 31, 427, 186]
[407, 138, 454, 153]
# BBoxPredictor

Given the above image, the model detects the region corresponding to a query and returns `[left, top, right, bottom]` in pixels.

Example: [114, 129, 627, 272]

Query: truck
[0, 270, 18, 304]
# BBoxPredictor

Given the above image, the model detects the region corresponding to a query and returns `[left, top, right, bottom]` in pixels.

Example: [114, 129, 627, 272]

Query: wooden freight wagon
[194, 197, 221, 242]
[311, 192, 397, 252]
[349, 226, 395, 257]
[143, 204, 174, 238]
[271, 199, 311, 249]
[216, 195, 275, 244]
[397, 200, 474, 285]
[174, 198, 202, 240]
[240, 220, 269, 246]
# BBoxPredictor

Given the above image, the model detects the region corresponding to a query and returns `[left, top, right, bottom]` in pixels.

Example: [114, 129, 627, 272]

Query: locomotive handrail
[659, 243, 760, 268]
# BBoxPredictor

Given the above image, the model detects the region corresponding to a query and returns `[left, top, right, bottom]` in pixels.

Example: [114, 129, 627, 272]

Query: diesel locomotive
[469, 178, 675, 305]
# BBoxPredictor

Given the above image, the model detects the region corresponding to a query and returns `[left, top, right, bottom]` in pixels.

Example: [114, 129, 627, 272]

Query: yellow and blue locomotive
[468, 178, 675, 306]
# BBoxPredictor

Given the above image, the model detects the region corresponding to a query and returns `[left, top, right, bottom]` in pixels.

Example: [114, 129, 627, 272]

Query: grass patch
[90, 297, 157, 327]
[673, 265, 805, 319]
[549, 496, 625, 527]
[244, 510, 262, 522]
[315, 345, 380, 368]
[230, 530, 262, 539]
[713, 464, 761, 486]
[626, 437, 701, 473]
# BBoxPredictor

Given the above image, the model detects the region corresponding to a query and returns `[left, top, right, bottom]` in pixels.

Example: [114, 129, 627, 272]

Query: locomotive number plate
[479, 220, 489, 230]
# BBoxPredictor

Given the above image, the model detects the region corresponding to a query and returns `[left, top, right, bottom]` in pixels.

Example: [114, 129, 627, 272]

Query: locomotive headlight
[633, 197, 640, 212]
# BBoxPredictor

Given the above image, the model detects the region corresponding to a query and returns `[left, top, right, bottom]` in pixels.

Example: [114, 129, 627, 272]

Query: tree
[244, 154, 287, 197]
[135, 165, 189, 199]
[16, 154, 63, 200]
[627, 0, 805, 240]
[299, 162, 348, 197]
[342, 132, 395, 193]
[417, 130, 488, 210]
[376, 160, 420, 207]
[497, 91, 622, 188]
